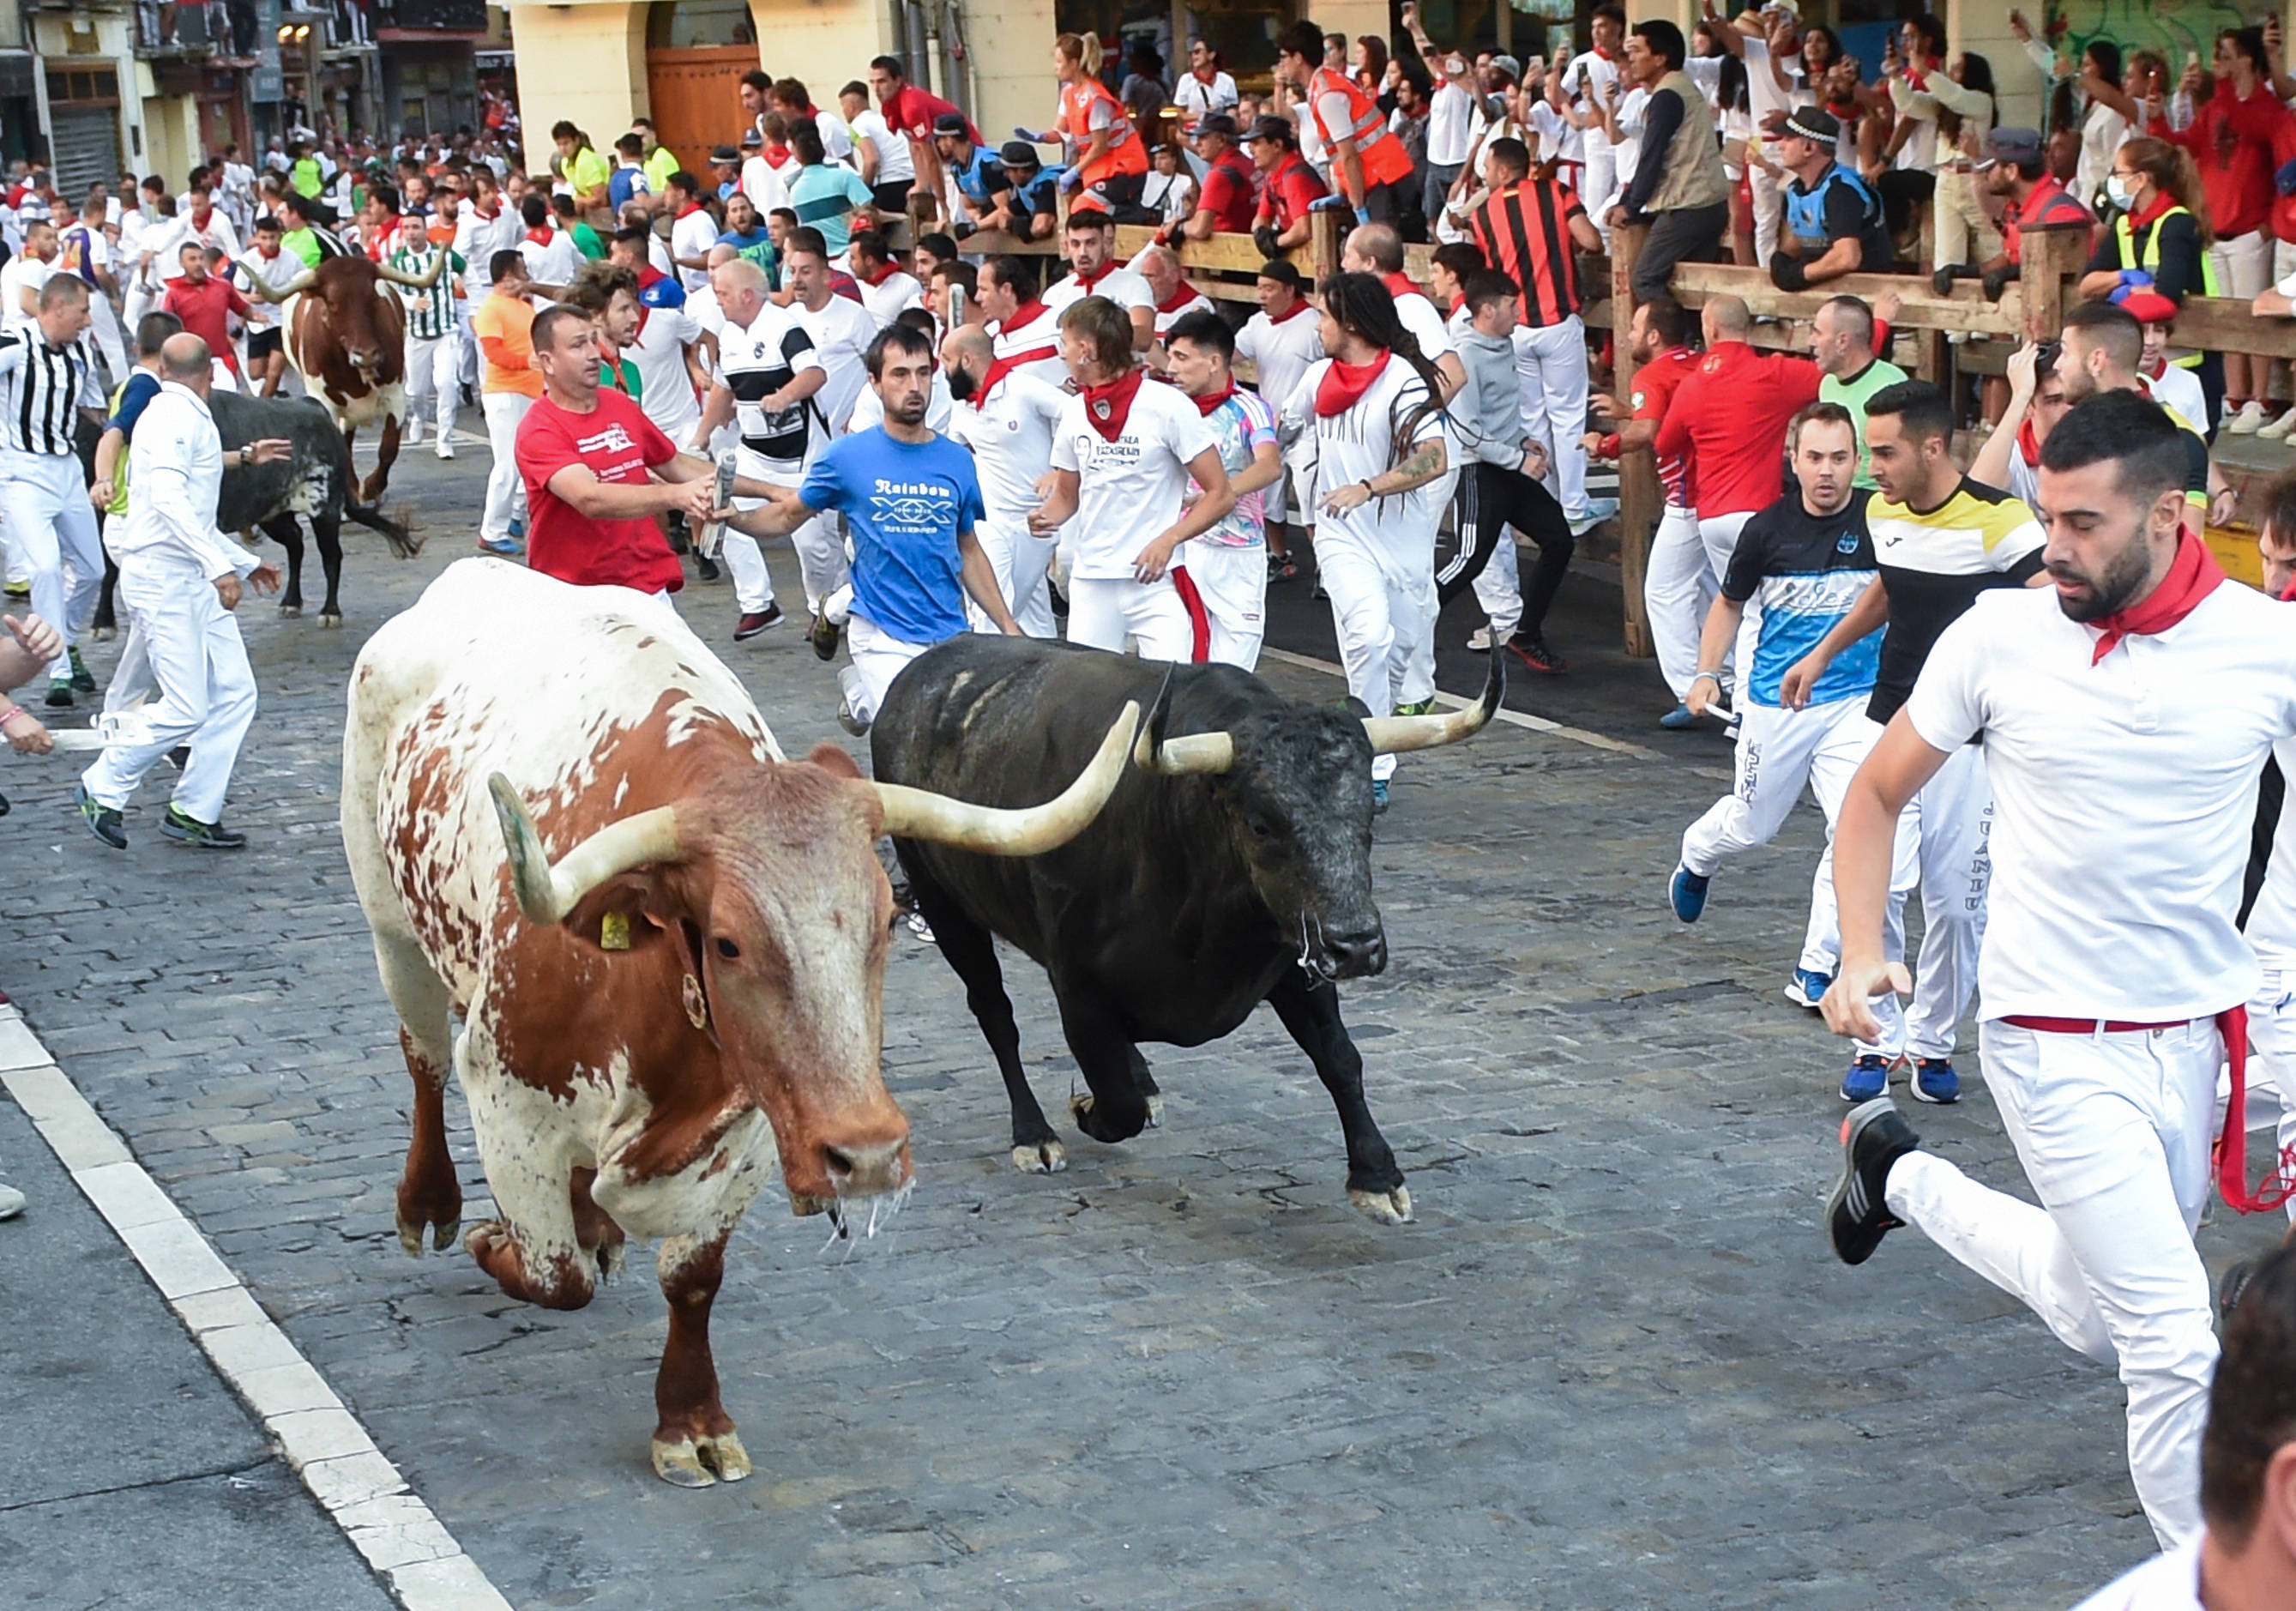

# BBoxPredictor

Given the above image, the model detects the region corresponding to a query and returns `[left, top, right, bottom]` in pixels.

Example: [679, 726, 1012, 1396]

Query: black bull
[91, 390, 416, 633]
[871, 637, 1503, 1224]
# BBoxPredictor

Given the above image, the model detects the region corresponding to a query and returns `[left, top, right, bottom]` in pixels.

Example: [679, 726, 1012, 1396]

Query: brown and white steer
[246, 251, 444, 504]
[341, 560, 1139, 1486]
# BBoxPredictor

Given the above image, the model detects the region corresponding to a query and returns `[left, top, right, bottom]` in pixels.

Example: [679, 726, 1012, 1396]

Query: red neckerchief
[1193, 63, 1219, 86]
[1315, 349, 1390, 416]
[676, 202, 707, 220]
[2143, 354, 2168, 380]
[1592, 45, 1614, 62]
[764, 144, 791, 166]
[973, 356, 1025, 406]
[1904, 59, 1930, 92]
[1080, 367, 1145, 441]
[2124, 188, 2178, 233]
[2088, 530, 2227, 665]
[1070, 262, 1116, 295]
[1157, 280, 1202, 314]
[473, 204, 497, 220]
[1190, 381, 1235, 417]
[2016, 415, 2041, 468]
[857, 260, 897, 287]
[190, 207, 214, 232]
[525, 226, 554, 246]
[1380, 271, 1420, 302]
[1826, 98, 1857, 124]
[999, 299, 1052, 341]
[1267, 298, 1310, 323]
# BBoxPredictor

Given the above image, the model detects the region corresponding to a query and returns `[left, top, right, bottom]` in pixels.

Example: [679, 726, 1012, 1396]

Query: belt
[2003, 1007, 2293, 1213]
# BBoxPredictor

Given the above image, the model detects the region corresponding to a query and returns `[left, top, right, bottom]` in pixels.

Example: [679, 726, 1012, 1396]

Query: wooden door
[644, 45, 760, 183]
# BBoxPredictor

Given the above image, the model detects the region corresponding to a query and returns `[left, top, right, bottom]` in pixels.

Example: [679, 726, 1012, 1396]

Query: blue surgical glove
[2107, 268, 2154, 305]
[1354, 206, 1372, 226]
[2278, 154, 2296, 195]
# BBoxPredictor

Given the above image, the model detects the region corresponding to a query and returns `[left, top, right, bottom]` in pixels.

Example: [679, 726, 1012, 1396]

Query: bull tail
[345, 498, 422, 558]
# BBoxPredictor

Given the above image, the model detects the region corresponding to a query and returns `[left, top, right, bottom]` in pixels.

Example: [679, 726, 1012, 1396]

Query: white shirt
[114, 382, 260, 580]
[1152, 288, 1213, 339]
[719, 299, 824, 470]
[1044, 264, 1153, 322]
[739, 157, 792, 214]
[2148, 365, 2209, 437]
[991, 303, 1070, 389]
[1049, 377, 1216, 580]
[627, 301, 705, 440]
[1, 254, 52, 329]
[814, 109, 857, 165]
[1741, 37, 1804, 130]
[1559, 51, 1620, 164]
[947, 369, 1068, 526]
[1393, 289, 1452, 360]
[2068, 1538, 2201, 1611]
[1279, 357, 1444, 552]
[517, 231, 580, 287]
[453, 207, 521, 276]
[1426, 77, 1477, 168]
[154, 210, 242, 280]
[1142, 169, 1196, 226]
[848, 108, 915, 185]
[1906, 581, 2296, 1021]
[1607, 87, 1652, 209]
[2078, 102, 2130, 211]
[1234, 305, 1325, 426]
[1173, 72, 1238, 122]
[668, 206, 719, 294]
[792, 292, 878, 434]
[847, 369, 952, 435]
[858, 268, 925, 329]
[233, 244, 306, 326]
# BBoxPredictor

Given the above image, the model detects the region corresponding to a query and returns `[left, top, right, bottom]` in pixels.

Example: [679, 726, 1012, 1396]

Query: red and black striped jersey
[1467, 178, 1588, 328]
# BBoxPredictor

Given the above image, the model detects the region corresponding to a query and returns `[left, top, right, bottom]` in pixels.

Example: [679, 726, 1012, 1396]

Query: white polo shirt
[1234, 305, 1325, 427]
[1278, 356, 1444, 552]
[1906, 579, 2296, 1022]
[792, 291, 879, 434]
[1049, 377, 1215, 581]
[990, 303, 1070, 389]
[2069, 1536, 2200, 1611]
[1043, 264, 1152, 323]
[947, 369, 1068, 527]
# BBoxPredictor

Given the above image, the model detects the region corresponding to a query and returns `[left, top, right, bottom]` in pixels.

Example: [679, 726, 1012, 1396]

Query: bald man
[941, 323, 1069, 635]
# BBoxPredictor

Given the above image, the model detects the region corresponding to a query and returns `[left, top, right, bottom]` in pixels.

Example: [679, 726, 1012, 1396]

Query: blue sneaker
[1658, 702, 1696, 729]
[1668, 866, 1708, 922]
[1840, 1053, 1892, 1103]
[1910, 1057, 1961, 1105]
[1783, 968, 1832, 1010]
[479, 534, 523, 555]
[1371, 777, 1389, 814]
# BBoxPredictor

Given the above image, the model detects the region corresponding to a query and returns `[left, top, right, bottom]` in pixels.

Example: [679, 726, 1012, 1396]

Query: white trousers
[3, 456, 105, 680]
[1064, 572, 1202, 663]
[1681, 699, 1916, 1053]
[1750, 160, 1784, 264]
[1318, 530, 1437, 783]
[80, 554, 258, 824]
[842, 614, 930, 725]
[1184, 541, 1268, 671]
[1401, 468, 1458, 705]
[792, 511, 847, 618]
[404, 332, 459, 440]
[87, 294, 128, 386]
[1903, 739, 1992, 1061]
[2241, 956, 2296, 1226]
[1512, 317, 1589, 522]
[967, 516, 1058, 637]
[1643, 503, 1710, 700]
[1886, 1018, 2221, 1549]
[1693, 510, 1755, 684]
[479, 392, 531, 544]
[1580, 144, 1617, 244]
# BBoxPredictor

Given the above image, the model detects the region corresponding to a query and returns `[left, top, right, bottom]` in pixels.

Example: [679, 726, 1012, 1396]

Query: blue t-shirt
[799, 428, 985, 646]
[788, 163, 877, 255]
[607, 164, 651, 214]
[1720, 486, 1881, 709]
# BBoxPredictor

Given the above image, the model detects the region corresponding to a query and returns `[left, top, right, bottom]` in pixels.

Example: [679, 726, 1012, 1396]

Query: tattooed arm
[1319, 436, 1449, 514]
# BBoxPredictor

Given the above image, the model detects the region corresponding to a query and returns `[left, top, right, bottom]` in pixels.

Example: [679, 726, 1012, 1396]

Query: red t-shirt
[514, 389, 686, 595]
[2003, 176, 2091, 267]
[1628, 346, 1699, 504]
[1196, 147, 1259, 232]
[1257, 154, 1329, 230]
[160, 275, 251, 375]
[2155, 86, 2287, 243]
[883, 84, 982, 149]
[1652, 342, 1822, 517]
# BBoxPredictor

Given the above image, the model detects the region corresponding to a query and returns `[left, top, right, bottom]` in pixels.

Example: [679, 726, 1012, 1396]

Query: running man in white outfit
[0, 276, 105, 708]
[692, 256, 818, 639]
[1027, 295, 1233, 663]
[940, 323, 1067, 636]
[1824, 390, 2296, 1552]
[1275, 271, 1452, 812]
[1166, 306, 1281, 669]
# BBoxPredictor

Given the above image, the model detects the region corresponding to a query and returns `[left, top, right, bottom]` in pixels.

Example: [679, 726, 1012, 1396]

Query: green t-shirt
[1822, 357, 1909, 490]
[291, 156, 323, 198]
[570, 221, 606, 260]
[282, 226, 325, 268]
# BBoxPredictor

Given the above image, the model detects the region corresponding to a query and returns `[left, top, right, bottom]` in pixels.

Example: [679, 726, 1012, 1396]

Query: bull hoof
[278, 603, 301, 618]
[1347, 1184, 1414, 1226]
[320, 612, 343, 629]
[652, 1431, 751, 1487]
[1011, 1139, 1068, 1174]
[395, 1211, 461, 1257]
[1145, 1094, 1164, 1129]
[597, 1239, 625, 1281]
[91, 625, 117, 643]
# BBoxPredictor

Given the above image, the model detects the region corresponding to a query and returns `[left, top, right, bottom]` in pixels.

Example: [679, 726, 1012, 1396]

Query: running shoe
[478, 534, 522, 556]
[905, 911, 935, 943]
[2260, 408, 2296, 442]
[1827, 1098, 1919, 1265]
[75, 784, 125, 849]
[732, 605, 783, 641]
[435, 438, 455, 461]
[809, 612, 842, 662]
[1, 579, 27, 600]
[45, 677, 72, 709]
[160, 806, 247, 849]
[1467, 625, 1493, 652]
[694, 553, 720, 582]
[836, 699, 869, 737]
[1371, 778, 1390, 813]
[2227, 399, 2268, 436]
[1505, 634, 1565, 674]
[0, 1180, 21, 1220]
[1658, 702, 1696, 729]
[1910, 1057, 1961, 1105]
[1783, 968, 1831, 1010]
[1394, 697, 1437, 716]
[68, 646, 95, 692]
[1667, 865, 1708, 922]
[1840, 1053, 1892, 1103]
[2220, 1258, 2258, 1325]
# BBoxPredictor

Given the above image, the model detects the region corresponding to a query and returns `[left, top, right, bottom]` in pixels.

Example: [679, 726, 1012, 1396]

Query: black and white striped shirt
[0, 329, 95, 458]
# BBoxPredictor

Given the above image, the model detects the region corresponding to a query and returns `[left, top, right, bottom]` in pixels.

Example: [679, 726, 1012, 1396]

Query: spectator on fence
[1247, 116, 1328, 260]
[1401, 2, 1479, 232]
[1280, 19, 1415, 226]
[1608, 19, 1731, 305]
[1770, 107, 1890, 292]
[991, 142, 1062, 242]
[1888, 46, 1996, 281]
[1934, 126, 2092, 302]
[2080, 136, 2225, 436]
[1043, 31, 1152, 223]
[935, 115, 1009, 238]
[1158, 115, 1256, 245]
[2151, 27, 2288, 434]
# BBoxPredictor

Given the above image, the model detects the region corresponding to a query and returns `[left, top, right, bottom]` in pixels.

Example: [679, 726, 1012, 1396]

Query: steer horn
[487, 775, 682, 925]
[1360, 645, 1506, 755]
[243, 267, 317, 304]
[373, 250, 449, 291]
[876, 701, 1141, 854]
[1130, 667, 1236, 776]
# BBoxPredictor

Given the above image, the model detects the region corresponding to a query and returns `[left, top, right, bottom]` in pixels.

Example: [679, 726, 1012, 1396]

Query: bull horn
[1127, 666, 1238, 775]
[244, 267, 316, 304]
[487, 773, 682, 925]
[374, 251, 449, 291]
[1359, 645, 1506, 756]
[876, 701, 1140, 854]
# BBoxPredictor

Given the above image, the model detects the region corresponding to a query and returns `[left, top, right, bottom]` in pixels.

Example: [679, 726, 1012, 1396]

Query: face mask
[2106, 175, 2135, 211]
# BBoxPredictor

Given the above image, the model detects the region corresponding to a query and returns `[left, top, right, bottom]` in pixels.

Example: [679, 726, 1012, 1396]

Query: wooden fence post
[1311, 206, 1346, 287]
[1611, 222, 1656, 659]
[2019, 218, 2091, 344]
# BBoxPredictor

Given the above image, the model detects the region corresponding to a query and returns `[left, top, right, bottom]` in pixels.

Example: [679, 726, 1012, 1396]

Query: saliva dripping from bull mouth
[1298, 912, 1341, 982]
[817, 1179, 916, 1260]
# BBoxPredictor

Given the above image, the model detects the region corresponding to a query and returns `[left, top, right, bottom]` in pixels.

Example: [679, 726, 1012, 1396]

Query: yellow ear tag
[600, 912, 631, 950]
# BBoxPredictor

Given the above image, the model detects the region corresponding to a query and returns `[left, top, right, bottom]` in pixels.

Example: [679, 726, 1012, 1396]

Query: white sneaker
[0, 1180, 22, 1220]
[1467, 625, 1493, 652]
[402, 419, 421, 446]
[2261, 408, 2296, 441]
[435, 438, 455, 460]
[2227, 400, 2268, 435]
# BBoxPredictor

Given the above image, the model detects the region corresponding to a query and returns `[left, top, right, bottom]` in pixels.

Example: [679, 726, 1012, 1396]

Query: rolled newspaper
[696, 450, 738, 559]
[36, 712, 155, 752]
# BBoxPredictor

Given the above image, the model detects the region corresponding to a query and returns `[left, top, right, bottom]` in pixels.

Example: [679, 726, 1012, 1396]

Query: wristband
[1597, 432, 1622, 461]
[1688, 671, 1723, 688]
[1359, 480, 1377, 499]
[0, 704, 21, 725]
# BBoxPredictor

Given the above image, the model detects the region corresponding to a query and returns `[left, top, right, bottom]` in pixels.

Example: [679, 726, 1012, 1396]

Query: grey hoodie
[1450, 320, 1528, 470]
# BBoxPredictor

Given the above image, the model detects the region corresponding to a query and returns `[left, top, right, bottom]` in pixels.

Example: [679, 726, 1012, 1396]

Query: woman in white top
[1172, 38, 1238, 121]
[1889, 48, 1998, 276]
[2011, 13, 2130, 215]
[1141, 144, 1197, 227]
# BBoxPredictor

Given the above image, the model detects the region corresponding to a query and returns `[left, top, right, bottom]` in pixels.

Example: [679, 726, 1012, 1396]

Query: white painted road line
[0, 1005, 514, 1611]
[1258, 647, 1666, 759]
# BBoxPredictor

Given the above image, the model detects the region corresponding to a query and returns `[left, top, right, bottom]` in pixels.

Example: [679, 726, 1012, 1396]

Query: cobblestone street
[1, 443, 2282, 1609]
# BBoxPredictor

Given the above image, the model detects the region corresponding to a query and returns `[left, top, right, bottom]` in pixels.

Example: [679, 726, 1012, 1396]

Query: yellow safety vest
[2113, 205, 2220, 369]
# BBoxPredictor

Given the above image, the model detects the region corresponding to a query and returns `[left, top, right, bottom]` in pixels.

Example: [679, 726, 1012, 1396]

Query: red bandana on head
[1315, 349, 1390, 416]
[2087, 530, 2227, 665]
[1081, 367, 1145, 441]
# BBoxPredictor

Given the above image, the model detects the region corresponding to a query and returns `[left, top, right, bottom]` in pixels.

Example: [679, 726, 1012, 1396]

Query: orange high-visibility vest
[1061, 77, 1148, 185]
[1305, 67, 1413, 190]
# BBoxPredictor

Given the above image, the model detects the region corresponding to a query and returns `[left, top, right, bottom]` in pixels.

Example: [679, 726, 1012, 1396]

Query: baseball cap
[1782, 106, 1840, 145]
[738, 129, 762, 149]
[997, 140, 1042, 168]
[1760, 0, 1800, 15]
[1191, 112, 1239, 139]
[1244, 115, 1293, 145]
[1256, 259, 1307, 289]
[931, 112, 970, 137]
[1489, 53, 1522, 85]
[709, 145, 739, 165]
[1979, 126, 2044, 171]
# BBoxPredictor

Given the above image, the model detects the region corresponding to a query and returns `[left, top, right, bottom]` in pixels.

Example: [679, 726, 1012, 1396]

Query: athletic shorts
[245, 327, 283, 360]
[2210, 230, 2272, 300]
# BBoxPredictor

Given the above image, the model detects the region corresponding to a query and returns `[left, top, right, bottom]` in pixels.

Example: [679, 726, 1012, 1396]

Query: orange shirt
[473, 291, 544, 398]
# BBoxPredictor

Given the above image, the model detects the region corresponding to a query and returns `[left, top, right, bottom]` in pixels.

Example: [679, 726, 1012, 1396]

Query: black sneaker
[44, 679, 72, 709]
[75, 784, 126, 849]
[809, 612, 841, 661]
[2220, 1259, 2257, 1327]
[694, 552, 721, 582]
[1047, 579, 1069, 619]
[1504, 634, 1566, 674]
[1827, 1098, 1920, 1266]
[68, 646, 95, 693]
[165, 745, 191, 772]
[160, 806, 246, 849]
[733, 605, 783, 640]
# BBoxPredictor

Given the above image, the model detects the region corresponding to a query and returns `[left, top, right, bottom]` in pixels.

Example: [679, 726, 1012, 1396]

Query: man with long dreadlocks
[1276, 271, 1452, 812]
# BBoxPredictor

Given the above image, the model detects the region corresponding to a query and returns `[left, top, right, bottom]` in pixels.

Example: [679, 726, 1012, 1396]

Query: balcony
[136, 0, 262, 57]
[373, 0, 485, 33]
